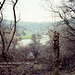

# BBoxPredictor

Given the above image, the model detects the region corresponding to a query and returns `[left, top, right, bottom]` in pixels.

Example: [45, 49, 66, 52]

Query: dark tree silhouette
[0, 0, 18, 61]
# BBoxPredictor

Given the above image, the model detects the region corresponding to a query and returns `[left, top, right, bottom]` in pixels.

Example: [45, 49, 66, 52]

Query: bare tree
[42, 0, 75, 41]
[0, 0, 18, 61]
[42, 0, 75, 73]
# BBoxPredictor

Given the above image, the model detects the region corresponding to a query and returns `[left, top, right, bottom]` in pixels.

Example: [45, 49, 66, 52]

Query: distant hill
[1, 19, 57, 34]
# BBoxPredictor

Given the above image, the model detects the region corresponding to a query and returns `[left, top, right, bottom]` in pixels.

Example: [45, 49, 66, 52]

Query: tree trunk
[53, 31, 61, 75]
[2, 50, 8, 62]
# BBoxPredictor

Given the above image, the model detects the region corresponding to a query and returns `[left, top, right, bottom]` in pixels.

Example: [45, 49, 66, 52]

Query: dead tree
[53, 31, 61, 75]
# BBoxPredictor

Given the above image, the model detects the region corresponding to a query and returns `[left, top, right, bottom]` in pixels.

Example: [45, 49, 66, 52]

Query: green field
[15, 33, 40, 39]
[21, 33, 32, 39]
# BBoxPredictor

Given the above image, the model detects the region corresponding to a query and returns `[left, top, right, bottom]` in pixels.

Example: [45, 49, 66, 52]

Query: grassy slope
[21, 33, 32, 39]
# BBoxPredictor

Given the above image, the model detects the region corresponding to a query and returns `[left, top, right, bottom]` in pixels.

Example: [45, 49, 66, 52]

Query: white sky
[1, 0, 62, 22]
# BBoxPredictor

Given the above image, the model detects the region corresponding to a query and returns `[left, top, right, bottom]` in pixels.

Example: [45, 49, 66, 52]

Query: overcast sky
[1, 0, 61, 22]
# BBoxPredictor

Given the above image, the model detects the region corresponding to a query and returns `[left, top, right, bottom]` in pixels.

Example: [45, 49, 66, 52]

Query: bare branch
[16, 13, 21, 23]
[0, 10, 3, 23]
[65, 5, 75, 13]
[50, 7, 64, 19]
[0, 30, 5, 53]
[62, 36, 75, 41]
[66, 29, 75, 36]
[62, 18, 75, 32]
[6, 0, 18, 52]
[0, 0, 6, 10]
